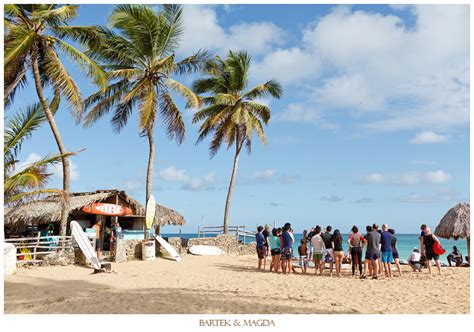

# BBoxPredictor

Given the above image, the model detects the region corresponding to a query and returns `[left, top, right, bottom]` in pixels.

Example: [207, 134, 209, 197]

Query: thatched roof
[4, 190, 185, 228]
[434, 202, 470, 239]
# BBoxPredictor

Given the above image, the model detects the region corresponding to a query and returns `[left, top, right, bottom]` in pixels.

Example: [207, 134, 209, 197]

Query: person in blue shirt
[380, 224, 393, 278]
[255, 226, 265, 271]
[280, 222, 294, 274]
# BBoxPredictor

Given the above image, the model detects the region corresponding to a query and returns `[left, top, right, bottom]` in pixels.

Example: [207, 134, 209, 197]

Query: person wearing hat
[407, 247, 423, 272]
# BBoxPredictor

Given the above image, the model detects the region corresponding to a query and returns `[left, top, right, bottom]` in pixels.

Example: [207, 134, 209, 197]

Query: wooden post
[197, 226, 200, 239]
[33, 232, 40, 261]
[467, 236, 470, 260]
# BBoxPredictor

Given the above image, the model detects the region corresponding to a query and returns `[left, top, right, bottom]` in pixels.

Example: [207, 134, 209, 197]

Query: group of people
[255, 222, 457, 278]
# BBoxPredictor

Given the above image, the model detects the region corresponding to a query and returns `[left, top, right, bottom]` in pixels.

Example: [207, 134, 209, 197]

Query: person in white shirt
[311, 226, 325, 275]
[408, 247, 423, 272]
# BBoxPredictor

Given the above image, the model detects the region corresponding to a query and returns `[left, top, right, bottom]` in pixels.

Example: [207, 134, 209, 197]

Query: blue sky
[8, 4, 470, 233]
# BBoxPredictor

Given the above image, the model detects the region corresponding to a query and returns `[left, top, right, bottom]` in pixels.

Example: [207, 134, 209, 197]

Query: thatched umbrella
[434, 202, 470, 258]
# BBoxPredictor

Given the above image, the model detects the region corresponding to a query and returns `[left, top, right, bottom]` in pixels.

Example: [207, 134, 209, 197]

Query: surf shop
[4, 189, 185, 257]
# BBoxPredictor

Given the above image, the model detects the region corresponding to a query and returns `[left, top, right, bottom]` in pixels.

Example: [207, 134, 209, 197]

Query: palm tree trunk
[31, 51, 70, 237]
[145, 127, 155, 239]
[223, 139, 242, 234]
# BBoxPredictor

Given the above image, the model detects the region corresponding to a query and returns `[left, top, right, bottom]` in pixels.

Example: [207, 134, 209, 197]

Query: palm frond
[4, 27, 37, 66]
[138, 81, 157, 131]
[42, 46, 82, 120]
[174, 49, 211, 75]
[156, 4, 184, 56]
[159, 91, 185, 144]
[243, 79, 283, 100]
[54, 37, 107, 89]
[4, 103, 46, 162]
[166, 77, 201, 109]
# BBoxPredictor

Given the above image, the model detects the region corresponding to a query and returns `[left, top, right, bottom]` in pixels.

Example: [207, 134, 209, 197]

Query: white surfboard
[71, 220, 101, 269]
[189, 245, 225, 256]
[145, 195, 156, 230]
[155, 235, 181, 262]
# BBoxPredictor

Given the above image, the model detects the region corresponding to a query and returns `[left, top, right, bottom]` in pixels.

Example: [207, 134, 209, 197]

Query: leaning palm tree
[83, 4, 209, 237]
[4, 4, 106, 235]
[192, 51, 283, 233]
[4, 103, 70, 205]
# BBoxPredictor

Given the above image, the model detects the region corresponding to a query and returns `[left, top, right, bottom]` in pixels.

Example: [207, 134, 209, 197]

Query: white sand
[4, 255, 470, 314]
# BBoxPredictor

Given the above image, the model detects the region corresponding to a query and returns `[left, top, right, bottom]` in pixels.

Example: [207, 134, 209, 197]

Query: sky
[7, 4, 470, 234]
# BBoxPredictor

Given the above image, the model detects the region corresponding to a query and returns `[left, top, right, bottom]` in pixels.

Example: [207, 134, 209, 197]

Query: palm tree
[4, 103, 70, 205]
[4, 4, 106, 235]
[192, 51, 283, 233]
[83, 4, 209, 237]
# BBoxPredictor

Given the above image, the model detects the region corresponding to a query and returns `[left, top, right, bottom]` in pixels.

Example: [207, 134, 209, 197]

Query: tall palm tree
[83, 4, 209, 237]
[192, 51, 283, 233]
[4, 4, 106, 235]
[4, 103, 70, 205]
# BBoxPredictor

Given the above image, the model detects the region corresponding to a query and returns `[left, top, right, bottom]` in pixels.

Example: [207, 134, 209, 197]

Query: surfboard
[71, 220, 101, 269]
[155, 235, 181, 261]
[145, 195, 155, 230]
[188, 245, 225, 256]
[82, 203, 132, 216]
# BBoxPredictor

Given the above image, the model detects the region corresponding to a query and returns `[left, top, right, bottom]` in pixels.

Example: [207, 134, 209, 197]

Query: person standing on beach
[92, 220, 102, 259]
[331, 229, 344, 277]
[321, 226, 334, 276]
[380, 224, 393, 278]
[373, 224, 383, 275]
[348, 225, 365, 276]
[419, 224, 427, 267]
[281, 223, 294, 274]
[298, 239, 308, 274]
[361, 225, 381, 279]
[311, 226, 325, 275]
[307, 227, 315, 260]
[262, 225, 271, 270]
[388, 228, 402, 276]
[255, 226, 265, 271]
[268, 228, 281, 272]
[420, 227, 442, 275]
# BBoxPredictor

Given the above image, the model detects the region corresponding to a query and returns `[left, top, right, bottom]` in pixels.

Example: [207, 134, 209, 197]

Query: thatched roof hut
[4, 190, 185, 230]
[434, 202, 470, 257]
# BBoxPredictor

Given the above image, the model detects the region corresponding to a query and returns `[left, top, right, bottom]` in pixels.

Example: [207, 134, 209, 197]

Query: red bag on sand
[433, 242, 446, 255]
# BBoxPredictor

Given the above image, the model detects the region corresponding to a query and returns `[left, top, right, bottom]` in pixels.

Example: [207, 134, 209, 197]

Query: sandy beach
[4, 255, 470, 314]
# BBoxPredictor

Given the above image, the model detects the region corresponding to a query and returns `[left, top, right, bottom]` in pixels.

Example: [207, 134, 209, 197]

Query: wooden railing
[4, 234, 93, 264]
[197, 225, 256, 243]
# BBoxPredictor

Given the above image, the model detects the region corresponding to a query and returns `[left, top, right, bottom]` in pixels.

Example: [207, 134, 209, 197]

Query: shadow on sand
[5, 275, 354, 314]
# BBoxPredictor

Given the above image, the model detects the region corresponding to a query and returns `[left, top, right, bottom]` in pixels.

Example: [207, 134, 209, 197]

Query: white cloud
[358, 173, 385, 184]
[159, 166, 216, 191]
[180, 5, 284, 56]
[14, 152, 42, 174]
[410, 131, 449, 144]
[423, 170, 452, 184]
[264, 5, 469, 132]
[14, 152, 80, 182]
[396, 188, 461, 203]
[253, 169, 277, 180]
[51, 159, 80, 181]
[320, 195, 344, 202]
[353, 197, 374, 204]
[250, 47, 321, 85]
[182, 171, 216, 191]
[357, 170, 452, 185]
[159, 166, 189, 182]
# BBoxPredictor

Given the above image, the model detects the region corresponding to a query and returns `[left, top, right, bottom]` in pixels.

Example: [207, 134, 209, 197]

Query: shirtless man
[92, 220, 102, 259]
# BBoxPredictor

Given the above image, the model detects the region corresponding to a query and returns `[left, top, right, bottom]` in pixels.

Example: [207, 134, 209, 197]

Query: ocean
[162, 233, 468, 264]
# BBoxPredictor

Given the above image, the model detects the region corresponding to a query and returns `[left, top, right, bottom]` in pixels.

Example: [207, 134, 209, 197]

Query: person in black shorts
[421, 227, 442, 275]
[361, 225, 381, 279]
[388, 228, 402, 276]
